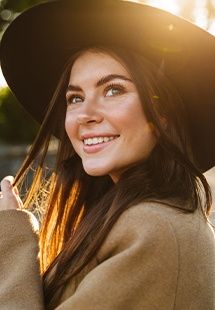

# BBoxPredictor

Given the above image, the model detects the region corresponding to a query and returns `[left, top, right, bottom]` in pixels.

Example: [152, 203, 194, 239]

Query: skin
[0, 176, 23, 210]
[0, 50, 157, 210]
[65, 51, 157, 183]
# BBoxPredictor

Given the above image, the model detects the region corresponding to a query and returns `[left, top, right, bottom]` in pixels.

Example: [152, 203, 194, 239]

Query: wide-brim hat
[1, 0, 215, 172]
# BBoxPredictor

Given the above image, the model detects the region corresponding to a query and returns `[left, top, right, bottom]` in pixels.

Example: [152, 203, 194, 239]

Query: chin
[83, 166, 108, 177]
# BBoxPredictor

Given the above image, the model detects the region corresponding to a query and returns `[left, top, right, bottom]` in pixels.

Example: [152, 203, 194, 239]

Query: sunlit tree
[143, 0, 215, 32]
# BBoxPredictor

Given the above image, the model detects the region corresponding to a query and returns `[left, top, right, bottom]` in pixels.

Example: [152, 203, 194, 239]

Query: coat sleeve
[56, 204, 179, 310]
[0, 210, 44, 310]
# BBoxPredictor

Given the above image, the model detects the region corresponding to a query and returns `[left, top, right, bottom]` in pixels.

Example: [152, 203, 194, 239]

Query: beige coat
[0, 202, 214, 309]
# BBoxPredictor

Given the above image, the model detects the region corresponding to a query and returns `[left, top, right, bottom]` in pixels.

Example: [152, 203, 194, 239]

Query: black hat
[1, 0, 215, 171]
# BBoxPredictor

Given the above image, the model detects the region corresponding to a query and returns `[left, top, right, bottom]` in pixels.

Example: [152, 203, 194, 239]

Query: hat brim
[1, 0, 215, 172]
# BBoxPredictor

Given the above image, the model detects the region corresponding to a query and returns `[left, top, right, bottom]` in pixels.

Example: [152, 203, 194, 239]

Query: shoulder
[98, 202, 180, 262]
[98, 201, 214, 262]
[103, 201, 193, 242]
[109, 201, 212, 237]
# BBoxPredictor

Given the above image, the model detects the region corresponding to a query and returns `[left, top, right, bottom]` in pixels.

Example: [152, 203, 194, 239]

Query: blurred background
[0, 0, 215, 222]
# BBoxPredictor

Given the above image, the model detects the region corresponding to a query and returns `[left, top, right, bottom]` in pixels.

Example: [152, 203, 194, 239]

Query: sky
[145, 0, 180, 14]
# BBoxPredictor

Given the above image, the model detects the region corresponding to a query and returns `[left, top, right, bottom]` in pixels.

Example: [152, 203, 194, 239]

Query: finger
[13, 186, 23, 209]
[2, 175, 14, 183]
[0, 176, 23, 210]
[0, 176, 15, 196]
[17, 196, 24, 209]
[2, 175, 14, 185]
[13, 186, 19, 196]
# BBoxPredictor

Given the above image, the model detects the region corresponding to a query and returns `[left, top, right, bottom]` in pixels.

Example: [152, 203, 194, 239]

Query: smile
[84, 136, 118, 145]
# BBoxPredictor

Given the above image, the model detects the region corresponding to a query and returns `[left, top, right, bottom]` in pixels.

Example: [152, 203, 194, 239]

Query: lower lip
[83, 138, 118, 154]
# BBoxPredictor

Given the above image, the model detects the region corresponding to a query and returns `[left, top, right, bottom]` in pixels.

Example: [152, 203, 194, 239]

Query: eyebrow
[66, 74, 133, 93]
[96, 74, 132, 87]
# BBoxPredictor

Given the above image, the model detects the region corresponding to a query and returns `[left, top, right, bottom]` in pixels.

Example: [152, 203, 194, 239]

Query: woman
[0, 0, 215, 309]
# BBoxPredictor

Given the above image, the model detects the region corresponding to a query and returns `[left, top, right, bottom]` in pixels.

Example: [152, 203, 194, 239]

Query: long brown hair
[14, 46, 212, 308]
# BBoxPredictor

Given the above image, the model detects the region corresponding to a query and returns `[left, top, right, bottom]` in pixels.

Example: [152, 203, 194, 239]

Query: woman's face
[65, 50, 157, 182]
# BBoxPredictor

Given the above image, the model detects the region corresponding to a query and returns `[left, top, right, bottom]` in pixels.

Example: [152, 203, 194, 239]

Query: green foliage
[1, 0, 46, 13]
[0, 88, 39, 143]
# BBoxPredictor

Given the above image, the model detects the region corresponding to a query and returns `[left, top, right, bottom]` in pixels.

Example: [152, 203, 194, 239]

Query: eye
[105, 84, 125, 97]
[66, 94, 84, 105]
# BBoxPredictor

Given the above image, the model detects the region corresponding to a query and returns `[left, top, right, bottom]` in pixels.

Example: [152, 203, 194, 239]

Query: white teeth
[103, 137, 109, 142]
[84, 136, 117, 145]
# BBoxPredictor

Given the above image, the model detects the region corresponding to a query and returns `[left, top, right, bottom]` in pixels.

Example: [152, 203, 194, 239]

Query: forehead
[69, 50, 130, 82]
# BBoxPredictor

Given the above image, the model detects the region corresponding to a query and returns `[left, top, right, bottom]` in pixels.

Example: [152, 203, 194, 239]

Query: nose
[77, 102, 103, 125]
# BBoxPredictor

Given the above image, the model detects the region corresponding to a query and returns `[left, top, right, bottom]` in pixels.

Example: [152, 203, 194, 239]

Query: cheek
[65, 115, 81, 156]
[65, 113, 77, 141]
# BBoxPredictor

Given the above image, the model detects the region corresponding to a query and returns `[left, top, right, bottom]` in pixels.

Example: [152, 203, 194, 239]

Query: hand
[0, 176, 23, 211]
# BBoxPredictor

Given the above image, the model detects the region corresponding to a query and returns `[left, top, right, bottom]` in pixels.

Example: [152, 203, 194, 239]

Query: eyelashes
[104, 83, 125, 97]
[66, 94, 84, 105]
[66, 82, 126, 105]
